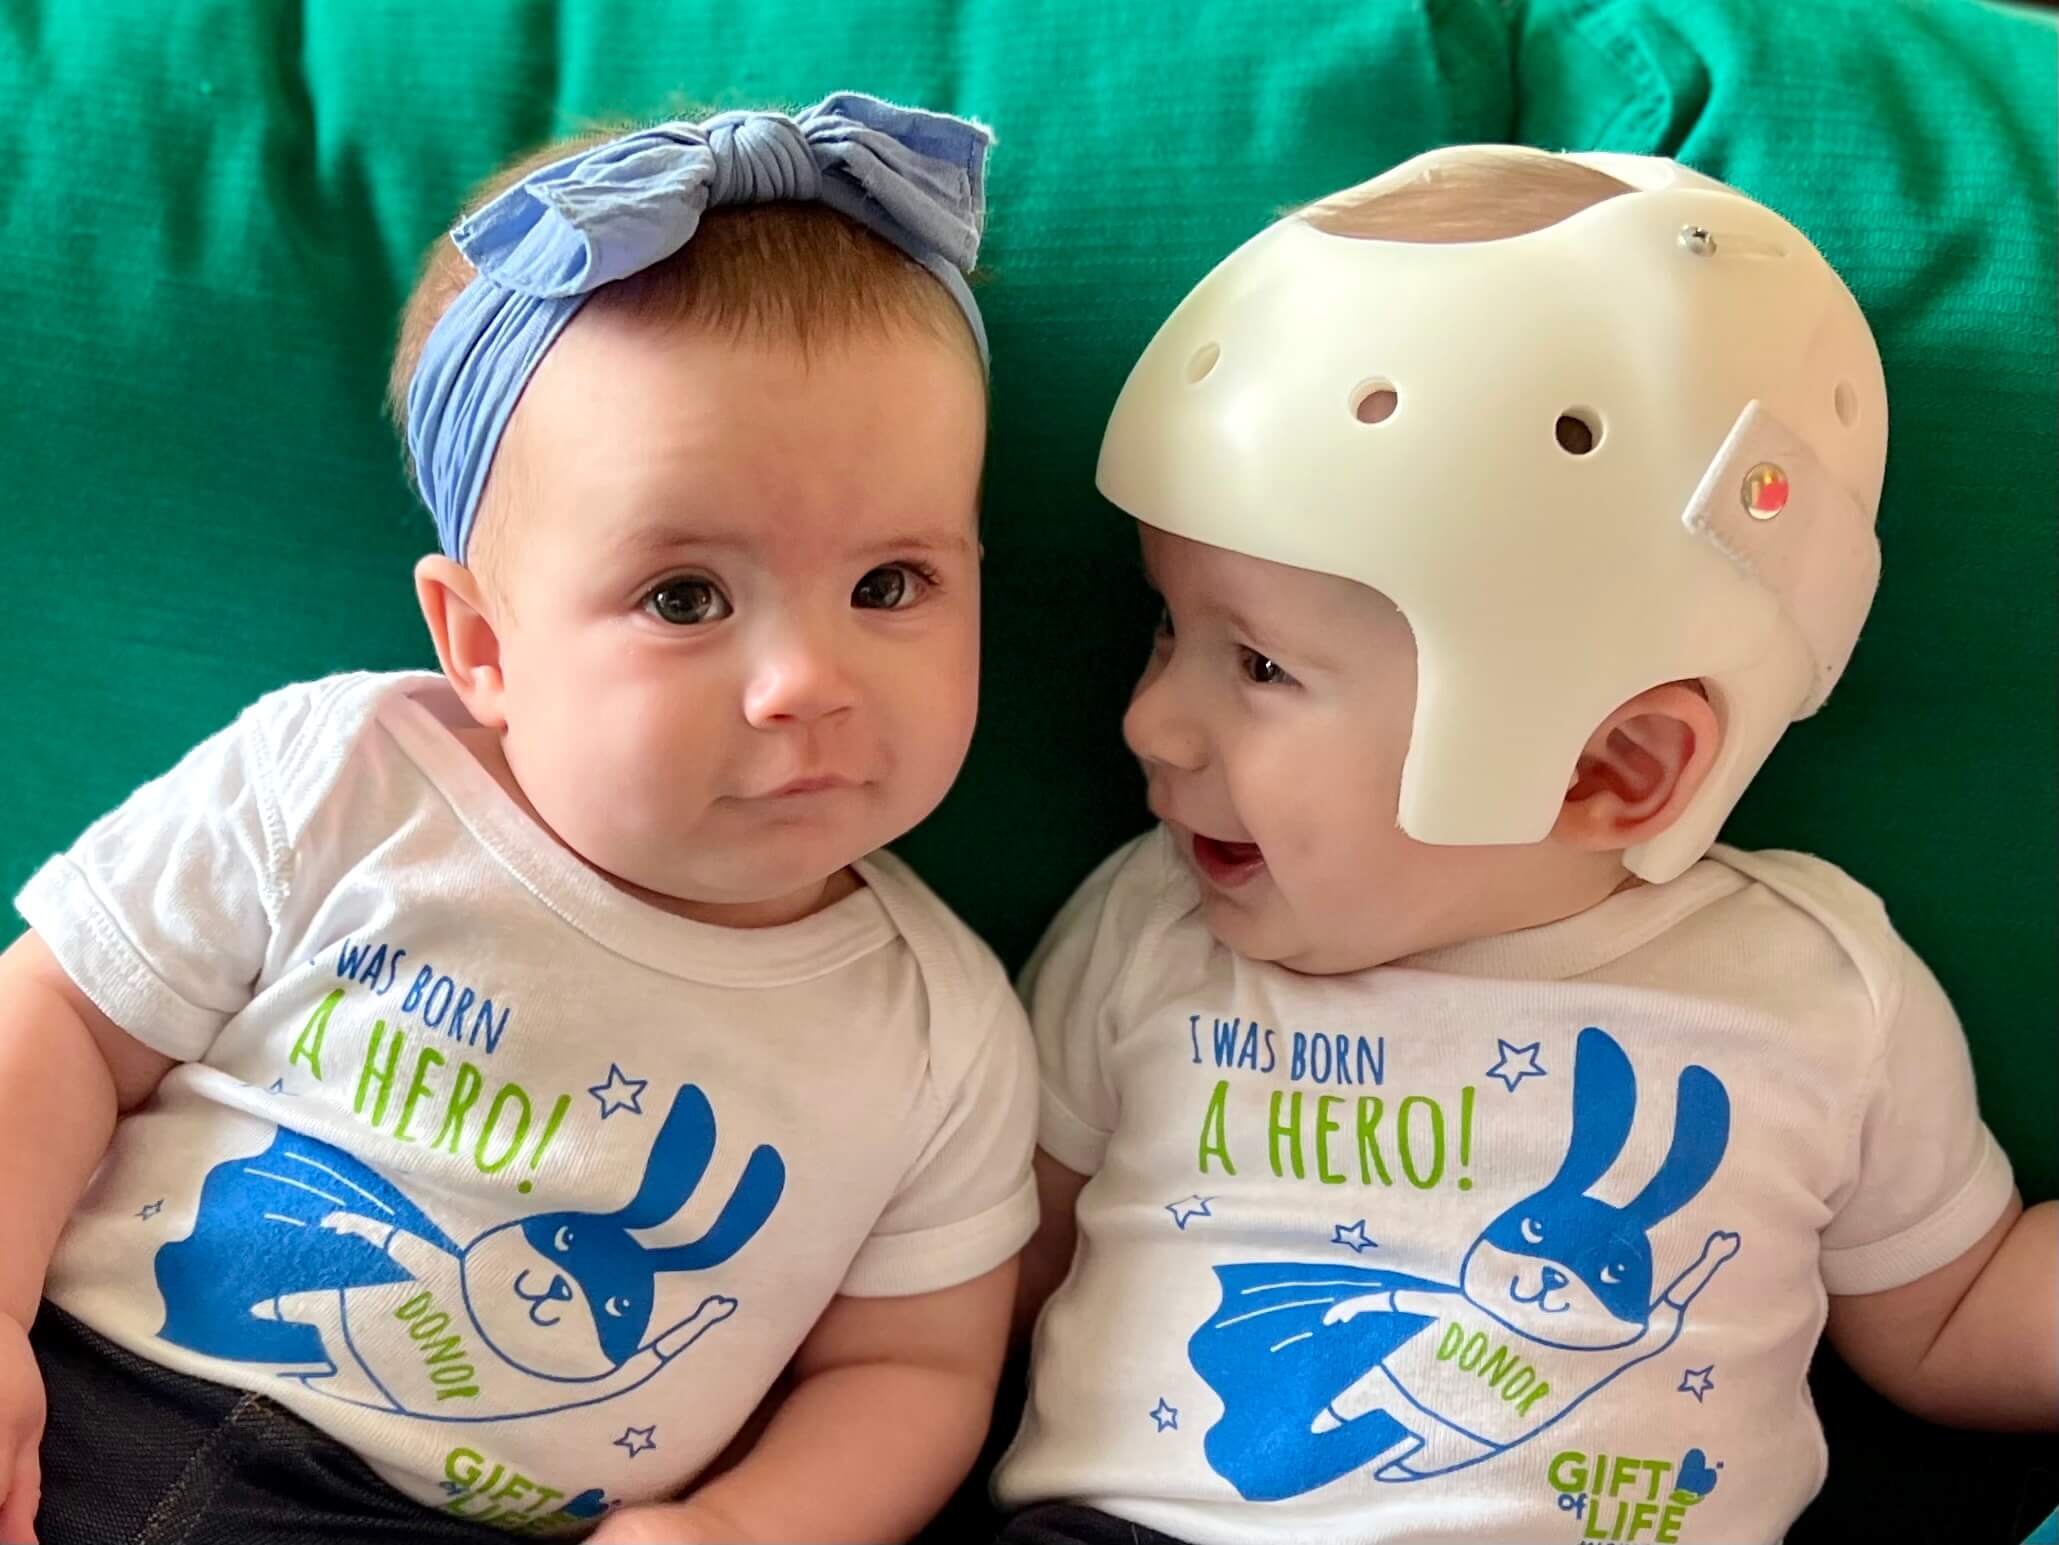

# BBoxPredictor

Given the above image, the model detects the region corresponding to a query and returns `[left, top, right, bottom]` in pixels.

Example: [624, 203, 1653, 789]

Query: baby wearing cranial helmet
[994, 145, 2055, 1545]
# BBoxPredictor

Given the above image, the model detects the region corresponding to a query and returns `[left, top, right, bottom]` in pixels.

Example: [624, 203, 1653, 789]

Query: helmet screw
[1680, 225, 1717, 256]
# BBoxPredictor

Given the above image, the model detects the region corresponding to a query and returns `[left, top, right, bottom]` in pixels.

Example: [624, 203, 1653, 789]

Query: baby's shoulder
[1012, 827, 1204, 1026]
[1702, 844, 1907, 1016]
[235, 670, 439, 812]
[855, 850, 1024, 1065]
[1051, 826, 1199, 950]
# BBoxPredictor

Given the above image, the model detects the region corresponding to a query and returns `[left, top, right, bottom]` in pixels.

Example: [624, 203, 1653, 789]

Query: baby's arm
[590, 1259, 1017, 1545]
[0, 931, 177, 1538]
[1013, 1148, 1088, 1344]
[1826, 1191, 2056, 1430]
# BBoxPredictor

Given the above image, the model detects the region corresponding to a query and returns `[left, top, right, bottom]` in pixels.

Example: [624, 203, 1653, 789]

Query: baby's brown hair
[1299, 148, 1633, 244]
[387, 124, 985, 584]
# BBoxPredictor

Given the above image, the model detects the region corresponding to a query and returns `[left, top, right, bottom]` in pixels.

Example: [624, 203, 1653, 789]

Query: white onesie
[995, 827, 2011, 1545]
[20, 671, 1038, 1530]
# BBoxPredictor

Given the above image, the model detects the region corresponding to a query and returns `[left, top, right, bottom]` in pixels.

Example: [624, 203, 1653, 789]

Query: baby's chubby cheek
[883, 656, 978, 796]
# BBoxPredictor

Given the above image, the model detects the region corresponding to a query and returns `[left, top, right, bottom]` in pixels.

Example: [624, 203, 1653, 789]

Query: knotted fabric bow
[406, 92, 991, 561]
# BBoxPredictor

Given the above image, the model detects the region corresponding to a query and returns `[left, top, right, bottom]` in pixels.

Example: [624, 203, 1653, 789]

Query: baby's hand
[0, 1311, 44, 1544]
[589, 1498, 750, 1544]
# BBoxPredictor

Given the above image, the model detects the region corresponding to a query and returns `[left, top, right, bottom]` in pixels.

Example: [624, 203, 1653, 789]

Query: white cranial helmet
[1098, 145, 1888, 883]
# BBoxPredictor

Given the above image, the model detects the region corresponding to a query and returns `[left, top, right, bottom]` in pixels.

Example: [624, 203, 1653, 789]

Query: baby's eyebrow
[610, 519, 976, 563]
[857, 528, 977, 559]
[1199, 594, 1303, 657]
[610, 519, 753, 557]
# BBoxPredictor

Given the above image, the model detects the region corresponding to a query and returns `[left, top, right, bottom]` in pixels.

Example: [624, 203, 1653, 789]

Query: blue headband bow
[406, 92, 992, 562]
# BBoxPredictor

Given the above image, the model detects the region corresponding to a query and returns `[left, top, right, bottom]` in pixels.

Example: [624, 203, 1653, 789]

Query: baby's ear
[415, 555, 508, 730]
[1551, 682, 1720, 853]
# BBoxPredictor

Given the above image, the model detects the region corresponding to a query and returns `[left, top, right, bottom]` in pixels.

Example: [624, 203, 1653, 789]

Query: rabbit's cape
[155, 1127, 459, 1365]
[1189, 1262, 1448, 1500]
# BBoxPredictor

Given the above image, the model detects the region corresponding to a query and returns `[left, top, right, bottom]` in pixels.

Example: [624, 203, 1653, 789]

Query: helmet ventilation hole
[1352, 382, 1399, 425]
[1555, 409, 1601, 455]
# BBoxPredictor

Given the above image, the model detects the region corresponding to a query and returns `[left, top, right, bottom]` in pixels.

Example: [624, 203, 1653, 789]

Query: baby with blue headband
[1, 95, 1035, 1545]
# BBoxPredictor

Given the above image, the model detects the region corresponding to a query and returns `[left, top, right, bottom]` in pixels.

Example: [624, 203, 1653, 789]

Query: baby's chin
[1196, 890, 1419, 977]
[549, 773, 953, 924]
[601, 846, 871, 928]
[620, 795, 953, 918]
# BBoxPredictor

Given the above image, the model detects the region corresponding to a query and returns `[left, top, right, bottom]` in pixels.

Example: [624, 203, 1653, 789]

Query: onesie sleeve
[838, 968, 1038, 1298]
[1017, 834, 1162, 1178]
[13, 686, 330, 1061]
[1819, 942, 2016, 1295]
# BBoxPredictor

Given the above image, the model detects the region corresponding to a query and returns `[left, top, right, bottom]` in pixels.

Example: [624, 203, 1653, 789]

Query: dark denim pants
[994, 1505, 1188, 1545]
[28, 1304, 517, 1545]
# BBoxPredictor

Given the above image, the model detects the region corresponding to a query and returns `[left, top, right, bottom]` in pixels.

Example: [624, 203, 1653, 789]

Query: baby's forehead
[485, 317, 981, 529]
[1143, 525, 1407, 637]
[482, 460, 979, 590]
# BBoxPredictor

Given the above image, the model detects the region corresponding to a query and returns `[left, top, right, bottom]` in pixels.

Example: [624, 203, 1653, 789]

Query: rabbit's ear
[1539, 1027, 1637, 1198]
[1623, 1063, 1731, 1229]
[649, 1145, 786, 1272]
[611, 1085, 718, 1229]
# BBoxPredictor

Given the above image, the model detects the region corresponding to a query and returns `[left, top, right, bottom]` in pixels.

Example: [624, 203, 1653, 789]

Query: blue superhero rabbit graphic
[1188, 1027, 1737, 1501]
[153, 1082, 784, 1421]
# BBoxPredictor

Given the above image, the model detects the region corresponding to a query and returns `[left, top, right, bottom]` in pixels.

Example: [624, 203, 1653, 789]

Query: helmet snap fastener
[1742, 462, 1789, 520]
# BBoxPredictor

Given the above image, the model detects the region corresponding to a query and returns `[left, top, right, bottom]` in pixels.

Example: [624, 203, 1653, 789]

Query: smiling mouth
[1508, 1276, 1570, 1314]
[1190, 833, 1265, 888]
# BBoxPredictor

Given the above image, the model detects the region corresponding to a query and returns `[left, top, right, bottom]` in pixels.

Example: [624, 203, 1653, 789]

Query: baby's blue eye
[552, 1225, 574, 1253]
[646, 577, 731, 626]
[1520, 1217, 1545, 1245]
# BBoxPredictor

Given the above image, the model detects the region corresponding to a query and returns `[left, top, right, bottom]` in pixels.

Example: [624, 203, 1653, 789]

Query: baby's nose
[1539, 1266, 1568, 1291]
[1122, 672, 1206, 773]
[742, 628, 859, 726]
